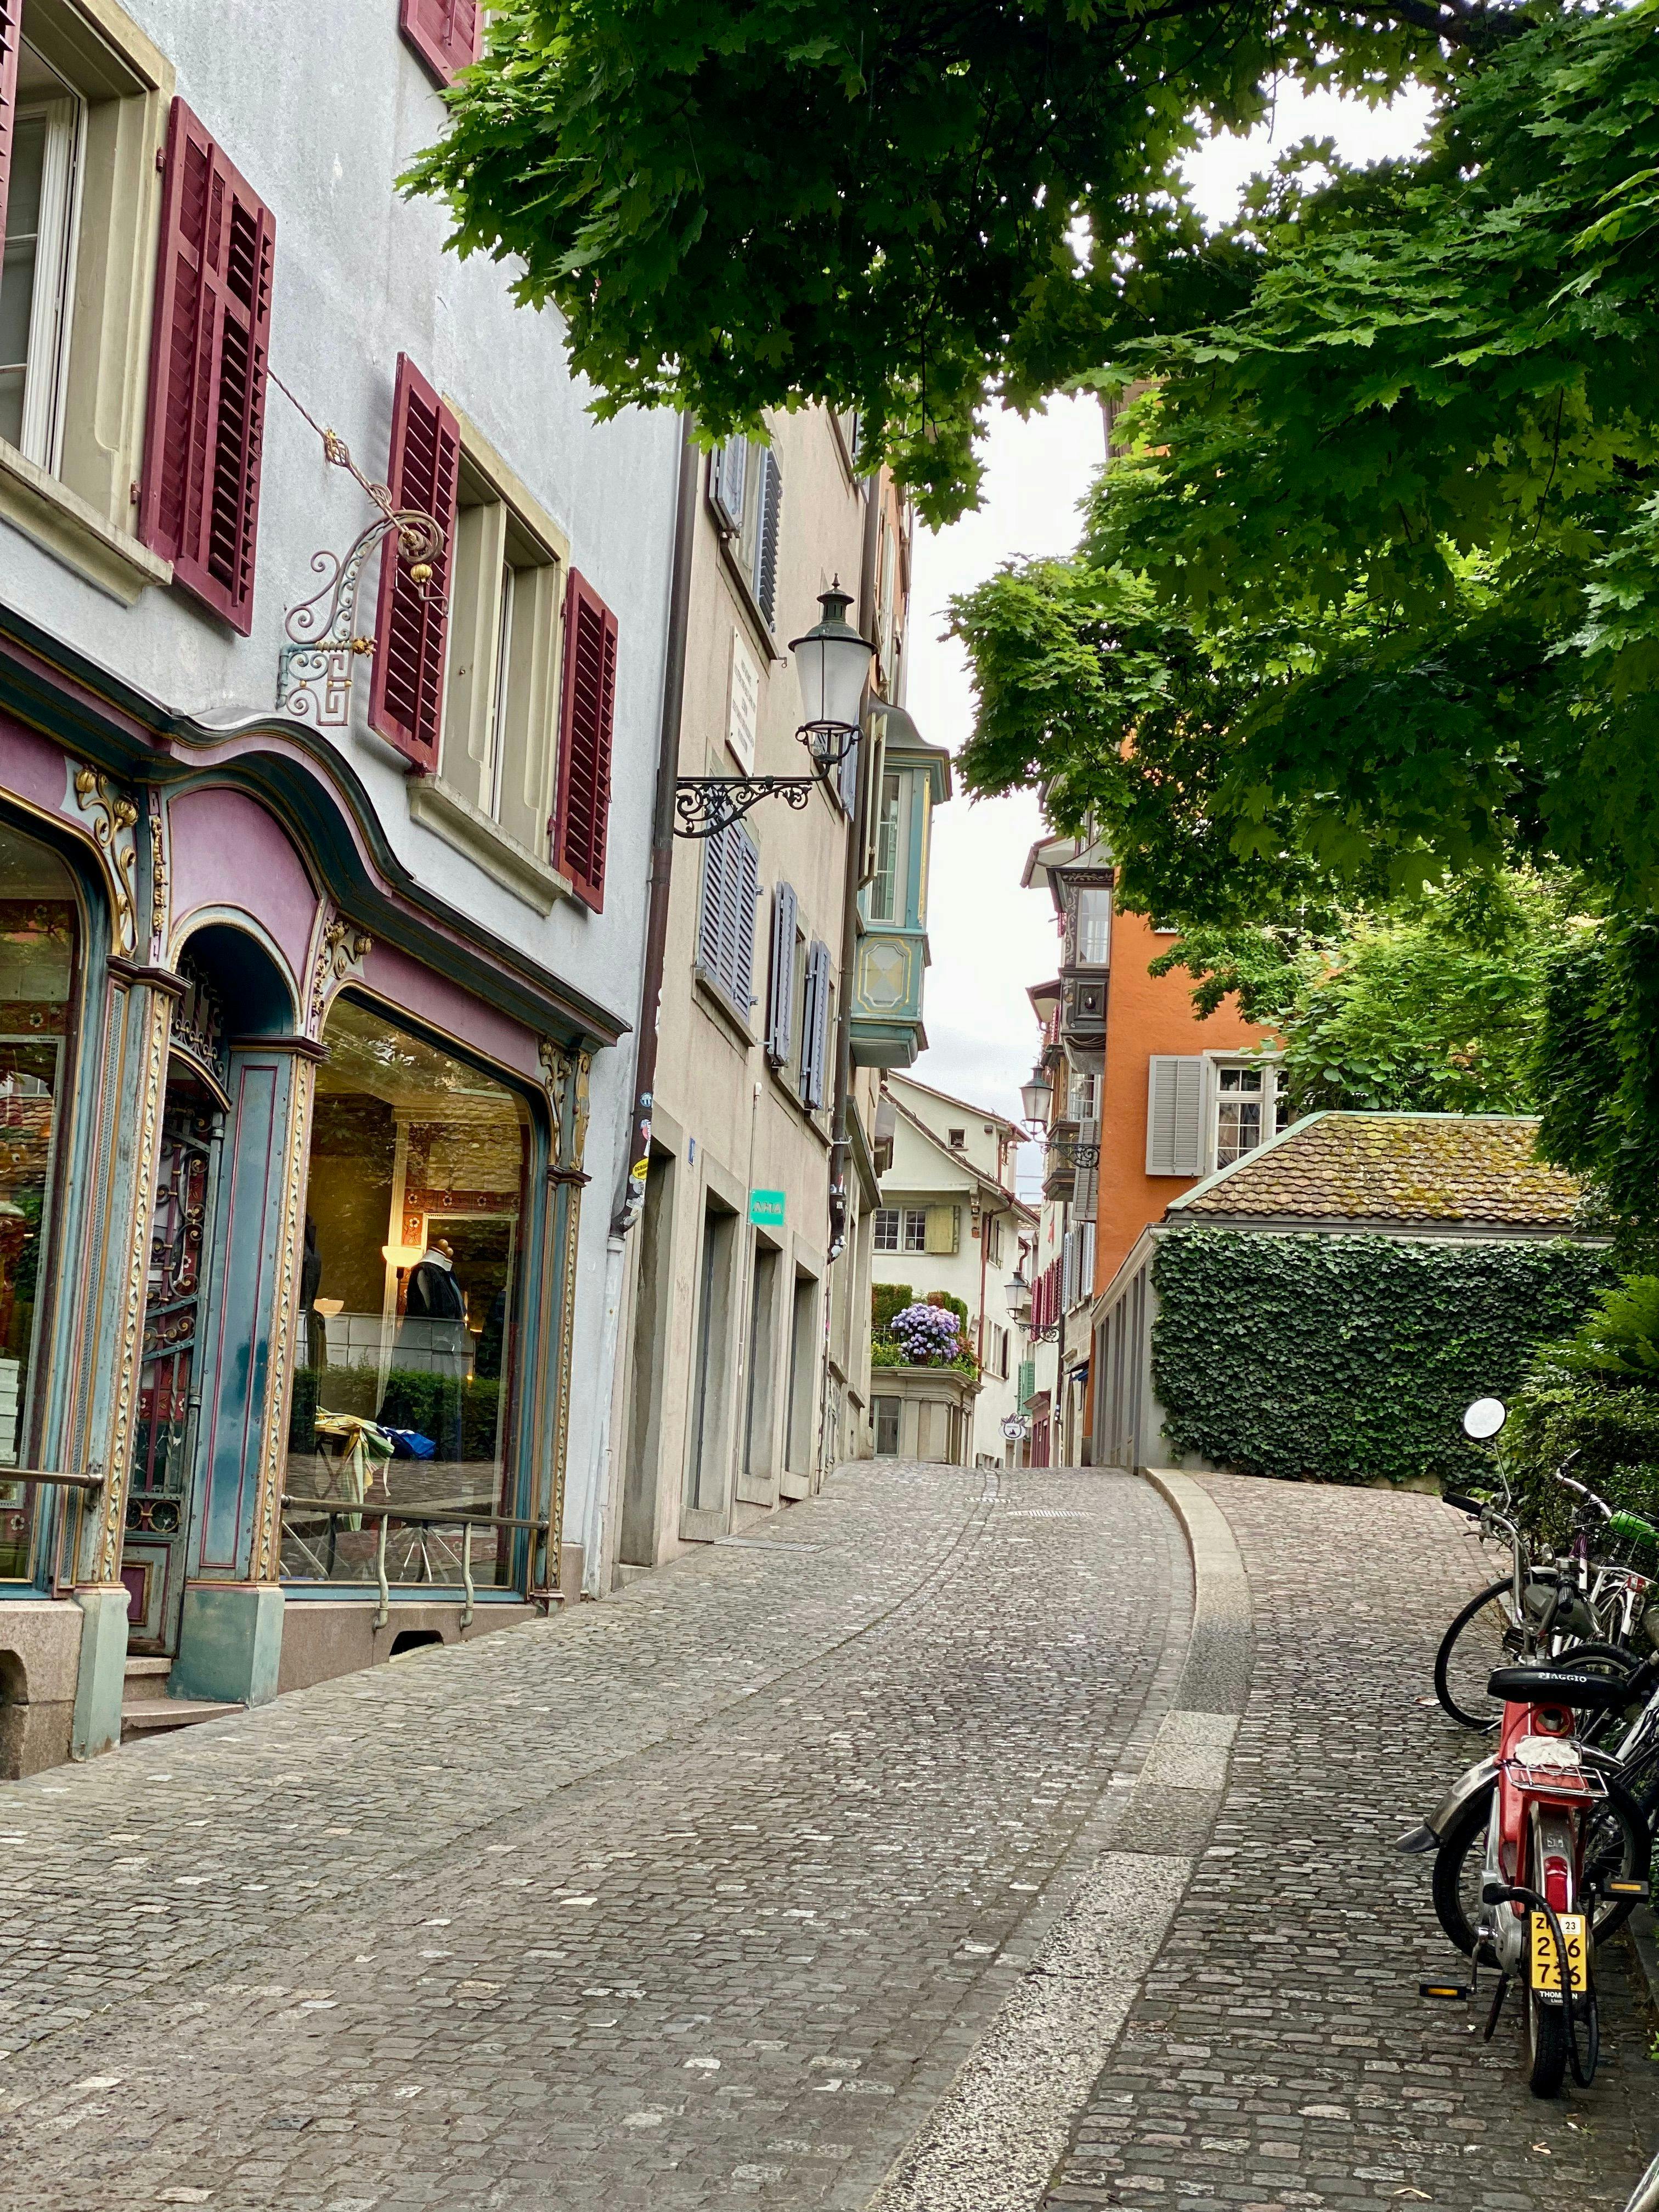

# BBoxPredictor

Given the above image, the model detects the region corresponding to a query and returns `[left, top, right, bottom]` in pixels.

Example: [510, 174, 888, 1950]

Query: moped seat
[1486, 1665, 1635, 1713]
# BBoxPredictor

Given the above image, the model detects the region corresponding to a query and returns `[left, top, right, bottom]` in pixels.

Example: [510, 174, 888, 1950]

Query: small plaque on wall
[727, 630, 760, 771]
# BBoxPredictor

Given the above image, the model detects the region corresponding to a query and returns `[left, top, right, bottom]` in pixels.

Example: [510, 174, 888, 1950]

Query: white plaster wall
[2, 0, 680, 1559]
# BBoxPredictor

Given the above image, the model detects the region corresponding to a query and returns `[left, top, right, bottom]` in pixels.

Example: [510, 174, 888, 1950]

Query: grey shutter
[697, 828, 729, 986]
[732, 827, 760, 1011]
[752, 450, 782, 627]
[1146, 1056, 1205, 1176]
[837, 727, 859, 816]
[800, 939, 830, 1107]
[765, 881, 798, 1065]
[710, 435, 747, 531]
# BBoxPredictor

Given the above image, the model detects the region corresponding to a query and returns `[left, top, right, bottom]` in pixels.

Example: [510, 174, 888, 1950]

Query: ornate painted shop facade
[0, 618, 616, 1771]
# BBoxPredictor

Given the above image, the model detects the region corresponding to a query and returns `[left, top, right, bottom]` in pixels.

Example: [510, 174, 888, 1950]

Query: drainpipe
[826, 478, 882, 1263]
[579, 412, 699, 1596]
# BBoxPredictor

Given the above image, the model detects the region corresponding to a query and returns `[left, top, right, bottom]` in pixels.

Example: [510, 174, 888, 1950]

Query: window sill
[407, 777, 573, 913]
[694, 966, 757, 1049]
[0, 441, 172, 605]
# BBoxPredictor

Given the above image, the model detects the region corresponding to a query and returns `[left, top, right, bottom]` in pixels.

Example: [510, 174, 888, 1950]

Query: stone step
[121, 1657, 174, 1705]
[120, 1697, 241, 1742]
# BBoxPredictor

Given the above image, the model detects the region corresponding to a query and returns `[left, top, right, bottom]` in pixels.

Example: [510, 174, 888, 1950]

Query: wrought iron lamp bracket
[1047, 1139, 1101, 1170]
[673, 775, 819, 840]
[1029, 1321, 1061, 1345]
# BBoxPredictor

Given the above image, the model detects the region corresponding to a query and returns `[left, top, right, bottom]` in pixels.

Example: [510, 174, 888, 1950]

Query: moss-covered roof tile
[1172, 1113, 1581, 1229]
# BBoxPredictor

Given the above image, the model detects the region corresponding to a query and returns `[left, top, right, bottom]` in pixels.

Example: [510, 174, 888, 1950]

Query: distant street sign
[1001, 1414, 1031, 1441]
[749, 1188, 786, 1229]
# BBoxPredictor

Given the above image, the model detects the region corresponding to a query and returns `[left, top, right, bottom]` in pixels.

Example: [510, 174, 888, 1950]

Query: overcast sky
[906, 81, 1438, 1181]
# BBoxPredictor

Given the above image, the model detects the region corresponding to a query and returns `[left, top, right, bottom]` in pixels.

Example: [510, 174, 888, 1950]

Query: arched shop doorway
[120, 923, 298, 1660]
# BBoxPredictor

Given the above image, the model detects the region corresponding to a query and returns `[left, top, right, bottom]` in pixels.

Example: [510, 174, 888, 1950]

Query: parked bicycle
[1434, 1398, 1658, 1728]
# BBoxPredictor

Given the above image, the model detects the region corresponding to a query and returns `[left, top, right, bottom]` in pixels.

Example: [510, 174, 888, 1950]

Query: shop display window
[281, 996, 531, 1591]
[0, 830, 76, 1582]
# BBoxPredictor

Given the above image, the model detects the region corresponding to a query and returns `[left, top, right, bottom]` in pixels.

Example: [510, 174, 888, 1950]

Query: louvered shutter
[399, 0, 482, 86]
[368, 354, 461, 771]
[138, 100, 275, 635]
[553, 569, 619, 910]
[710, 436, 747, 532]
[0, 0, 20, 258]
[765, 881, 798, 1068]
[800, 940, 830, 1108]
[1146, 1056, 1205, 1176]
[697, 828, 730, 992]
[732, 828, 760, 1010]
[752, 450, 782, 628]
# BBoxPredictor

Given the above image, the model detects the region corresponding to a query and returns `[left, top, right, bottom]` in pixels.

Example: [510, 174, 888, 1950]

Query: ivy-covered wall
[1150, 1228, 1612, 1486]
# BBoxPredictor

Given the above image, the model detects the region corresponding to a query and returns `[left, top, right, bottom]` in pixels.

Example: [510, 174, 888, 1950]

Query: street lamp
[1019, 1064, 1053, 1129]
[790, 582, 875, 772]
[1004, 1270, 1030, 1315]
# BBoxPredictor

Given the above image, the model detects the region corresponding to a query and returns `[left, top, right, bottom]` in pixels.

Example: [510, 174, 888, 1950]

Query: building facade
[596, 426, 947, 1580]
[868, 1073, 1032, 1467]
[0, 0, 685, 1771]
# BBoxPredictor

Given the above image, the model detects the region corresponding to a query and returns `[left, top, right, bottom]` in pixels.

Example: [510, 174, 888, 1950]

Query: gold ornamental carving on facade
[70, 765, 140, 957]
[538, 1039, 594, 1179]
[98, 990, 171, 1579]
[146, 788, 169, 958]
[308, 910, 373, 1035]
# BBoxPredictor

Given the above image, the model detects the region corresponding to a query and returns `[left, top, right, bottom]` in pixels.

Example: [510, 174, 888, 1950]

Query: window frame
[1204, 1051, 1288, 1176]
[0, 72, 84, 470]
[901, 1206, 927, 1254]
[0, 0, 172, 604]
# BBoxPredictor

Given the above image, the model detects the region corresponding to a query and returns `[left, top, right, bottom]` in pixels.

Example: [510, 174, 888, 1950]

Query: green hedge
[1151, 1228, 1611, 1487]
[1500, 1365, 1659, 1538]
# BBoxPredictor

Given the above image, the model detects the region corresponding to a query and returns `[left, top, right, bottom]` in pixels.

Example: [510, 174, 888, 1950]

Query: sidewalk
[1044, 1474, 1658, 2212]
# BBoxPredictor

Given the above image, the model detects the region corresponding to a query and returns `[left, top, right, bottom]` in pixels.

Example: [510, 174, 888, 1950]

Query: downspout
[826, 477, 882, 1263]
[580, 412, 699, 1596]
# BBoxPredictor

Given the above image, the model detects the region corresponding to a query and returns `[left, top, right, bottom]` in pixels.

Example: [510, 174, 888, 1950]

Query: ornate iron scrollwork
[1046, 1138, 1101, 1170]
[673, 776, 819, 840]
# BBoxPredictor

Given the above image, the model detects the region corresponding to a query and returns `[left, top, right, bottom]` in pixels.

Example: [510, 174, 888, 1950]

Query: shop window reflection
[0, 833, 76, 1584]
[283, 996, 529, 1592]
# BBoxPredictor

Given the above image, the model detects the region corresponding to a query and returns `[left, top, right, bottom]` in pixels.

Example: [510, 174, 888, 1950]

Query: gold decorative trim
[545, 1181, 583, 1592]
[71, 765, 140, 957]
[97, 987, 170, 1579]
[252, 1059, 315, 1580]
[308, 908, 373, 1037]
[538, 1037, 572, 1158]
[146, 788, 168, 959]
[570, 1049, 592, 1172]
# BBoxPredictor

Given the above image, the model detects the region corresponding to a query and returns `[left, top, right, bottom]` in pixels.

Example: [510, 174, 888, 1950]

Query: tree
[1150, 871, 1583, 1116]
[403, 0, 1483, 518]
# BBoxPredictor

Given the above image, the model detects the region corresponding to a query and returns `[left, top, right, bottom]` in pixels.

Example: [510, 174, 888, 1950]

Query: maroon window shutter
[552, 569, 618, 913]
[399, 0, 482, 86]
[0, 0, 22, 257]
[366, 354, 461, 772]
[138, 100, 275, 635]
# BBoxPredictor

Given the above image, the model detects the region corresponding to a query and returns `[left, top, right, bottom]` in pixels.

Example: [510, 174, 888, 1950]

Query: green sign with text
[749, 1188, 786, 1229]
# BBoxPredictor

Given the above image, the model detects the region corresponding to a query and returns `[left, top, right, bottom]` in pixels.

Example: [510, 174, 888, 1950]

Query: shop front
[0, 632, 619, 1775]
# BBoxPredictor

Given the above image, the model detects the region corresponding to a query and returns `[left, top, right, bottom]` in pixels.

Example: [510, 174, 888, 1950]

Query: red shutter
[553, 569, 618, 912]
[0, 0, 21, 258]
[138, 100, 275, 635]
[367, 354, 461, 772]
[399, 0, 482, 86]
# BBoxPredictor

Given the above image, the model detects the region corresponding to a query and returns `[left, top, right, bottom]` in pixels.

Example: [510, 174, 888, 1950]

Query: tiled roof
[1170, 1113, 1584, 1231]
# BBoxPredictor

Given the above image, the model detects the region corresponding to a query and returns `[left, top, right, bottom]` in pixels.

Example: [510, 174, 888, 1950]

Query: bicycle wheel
[1525, 1983, 1570, 2098]
[1623, 2146, 1659, 2212]
[1432, 1774, 1649, 1954]
[1435, 1579, 1526, 1729]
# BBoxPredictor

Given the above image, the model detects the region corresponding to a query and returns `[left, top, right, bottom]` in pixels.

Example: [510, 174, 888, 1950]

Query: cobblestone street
[0, 1460, 1186, 2211]
[2, 1461, 1655, 2212]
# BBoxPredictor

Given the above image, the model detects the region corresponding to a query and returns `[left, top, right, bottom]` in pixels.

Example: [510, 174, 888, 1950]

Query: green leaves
[403, 0, 1463, 518]
[1150, 1226, 1610, 1487]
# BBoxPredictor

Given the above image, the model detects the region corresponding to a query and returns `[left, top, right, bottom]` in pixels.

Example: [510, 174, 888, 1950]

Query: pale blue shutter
[752, 450, 782, 627]
[766, 881, 798, 1066]
[800, 940, 831, 1108]
[1146, 1056, 1205, 1176]
[732, 828, 760, 1011]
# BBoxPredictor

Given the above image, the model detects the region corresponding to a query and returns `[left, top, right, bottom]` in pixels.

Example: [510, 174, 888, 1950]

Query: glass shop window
[281, 997, 531, 1592]
[0, 829, 76, 1583]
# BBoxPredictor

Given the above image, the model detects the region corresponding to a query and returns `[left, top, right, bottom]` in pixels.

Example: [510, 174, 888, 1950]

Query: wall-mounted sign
[749, 1188, 786, 1229]
[727, 630, 760, 772]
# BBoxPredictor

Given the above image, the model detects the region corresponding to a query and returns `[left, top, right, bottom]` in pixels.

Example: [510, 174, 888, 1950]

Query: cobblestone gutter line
[861, 1468, 1251, 2212]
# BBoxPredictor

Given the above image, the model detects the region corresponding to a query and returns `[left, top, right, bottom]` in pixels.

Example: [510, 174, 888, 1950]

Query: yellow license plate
[1529, 1911, 1589, 1993]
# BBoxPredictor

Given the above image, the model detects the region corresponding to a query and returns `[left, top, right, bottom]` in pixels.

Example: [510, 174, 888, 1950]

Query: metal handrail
[1, 1469, 103, 1489]
[279, 1493, 548, 1630]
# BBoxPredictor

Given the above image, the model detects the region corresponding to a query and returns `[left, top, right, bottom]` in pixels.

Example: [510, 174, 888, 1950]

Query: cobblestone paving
[0, 1459, 1186, 2211]
[1045, 1476, 1659, 2212]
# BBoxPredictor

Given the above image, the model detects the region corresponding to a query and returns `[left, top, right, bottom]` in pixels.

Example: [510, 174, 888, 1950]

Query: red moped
[1401, 1661, 1649, 2095]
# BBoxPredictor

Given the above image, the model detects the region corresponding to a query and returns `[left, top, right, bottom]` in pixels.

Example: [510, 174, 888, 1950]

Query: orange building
[1022, 831, 1276, 1463]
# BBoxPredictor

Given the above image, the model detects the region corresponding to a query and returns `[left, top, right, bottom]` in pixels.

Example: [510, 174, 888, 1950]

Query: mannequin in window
[404, 1237, 465, 1323]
